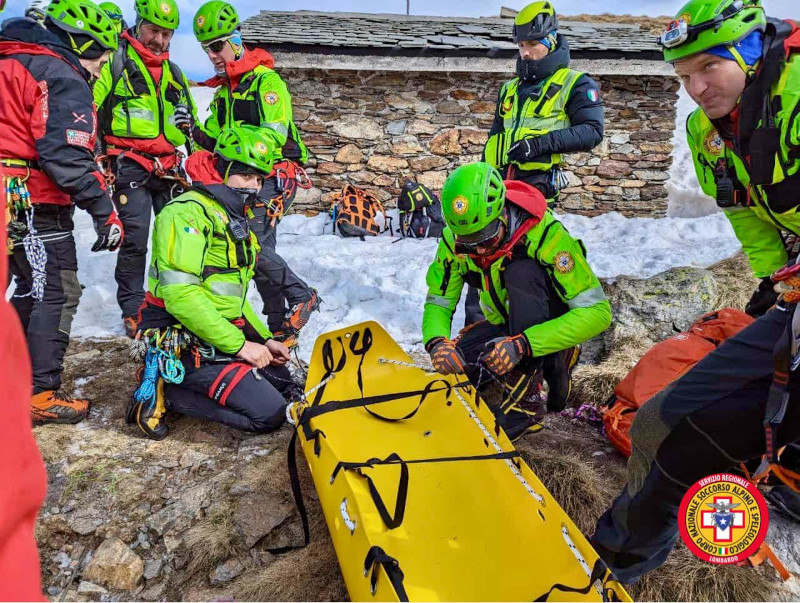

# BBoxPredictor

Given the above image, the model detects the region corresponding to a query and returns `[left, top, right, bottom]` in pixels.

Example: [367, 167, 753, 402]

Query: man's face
[518, 40, 548, 61]
[227, 172, 264, 190]
[138, 21, 173, 55]
[674, 52, 747, 119]
[202, 36, 237, 73]
[79, 50, 112, 80]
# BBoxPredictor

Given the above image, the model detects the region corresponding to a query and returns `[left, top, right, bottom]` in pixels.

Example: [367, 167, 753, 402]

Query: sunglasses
[455, 229, 504, 255]
[202, 36, 232, 53]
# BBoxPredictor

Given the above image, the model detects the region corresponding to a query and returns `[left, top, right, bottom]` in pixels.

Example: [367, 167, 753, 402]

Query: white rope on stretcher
[562, 524, 604, 596]
[379, 356, 545, 505]
[286, 372, 337, 426]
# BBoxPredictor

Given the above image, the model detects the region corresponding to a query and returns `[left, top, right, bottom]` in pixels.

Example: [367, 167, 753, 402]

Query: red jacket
[0, 19, 111, 215]
[0, 195, 47, 600]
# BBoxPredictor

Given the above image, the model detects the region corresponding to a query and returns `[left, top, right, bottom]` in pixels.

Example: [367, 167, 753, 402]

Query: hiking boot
[505, 368, 546, 419]
[496, 399, 544, 442]
[126, 378, 168, 440]
[765, 486, 800, 523]
[123, 316, 138, 339]
[542, 345, 581, 412]
[275, 290, 321, 348]
[31, 390, 89, 425]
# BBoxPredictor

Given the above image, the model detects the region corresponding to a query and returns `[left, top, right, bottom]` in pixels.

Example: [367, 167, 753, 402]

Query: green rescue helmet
[134, 0, 178, 30]
[660, 0, 766, 63]
[193, 0, 239, 43]
[513, 1, 558, 43]
[441, 163, 507, 244]
[46, 0, 119, 53]
[215, 125, 278, 178]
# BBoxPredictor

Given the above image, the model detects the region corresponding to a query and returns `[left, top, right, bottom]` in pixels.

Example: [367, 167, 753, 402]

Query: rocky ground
[33, 253, 800, 602]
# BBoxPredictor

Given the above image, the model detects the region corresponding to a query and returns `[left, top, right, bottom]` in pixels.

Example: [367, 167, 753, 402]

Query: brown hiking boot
[275, 290, 321, 348]
[31, 390, 89, 425]
[123, 316, 139, 339]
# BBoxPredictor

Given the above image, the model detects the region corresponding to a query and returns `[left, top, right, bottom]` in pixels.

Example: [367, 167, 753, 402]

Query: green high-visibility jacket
[93, 36, 196, 149]
[484, 68, 586, 174]
[422, 209, 611, 357]
[687, 22, 800, 278]
[148, 186, 270, 354]
[198, 51, 308, 163]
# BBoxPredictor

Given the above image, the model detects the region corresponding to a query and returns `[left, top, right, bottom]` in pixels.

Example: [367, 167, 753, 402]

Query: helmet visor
[454, 217, 504, 249]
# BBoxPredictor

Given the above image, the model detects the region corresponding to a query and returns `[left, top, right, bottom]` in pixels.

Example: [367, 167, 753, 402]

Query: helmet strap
[728, 45, 759, 79]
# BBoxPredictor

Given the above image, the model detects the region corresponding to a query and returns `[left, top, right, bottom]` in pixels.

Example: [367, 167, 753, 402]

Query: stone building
[241, 11, 679, 216]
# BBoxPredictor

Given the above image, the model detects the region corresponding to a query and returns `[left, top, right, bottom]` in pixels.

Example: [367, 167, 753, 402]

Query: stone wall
[283, 68, 679, 217]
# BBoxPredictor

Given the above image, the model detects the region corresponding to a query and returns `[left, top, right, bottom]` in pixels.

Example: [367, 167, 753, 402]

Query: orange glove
[426, 337, 466, 375]
[481, 334, 531, 376]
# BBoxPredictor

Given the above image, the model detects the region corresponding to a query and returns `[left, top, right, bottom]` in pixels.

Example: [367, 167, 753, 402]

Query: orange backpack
[603, 308, 754, 457]
[332, 184, 389, 239]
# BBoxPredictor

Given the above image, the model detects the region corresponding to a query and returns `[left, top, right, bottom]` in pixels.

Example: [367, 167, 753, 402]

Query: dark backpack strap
[98, 40, 129, 137]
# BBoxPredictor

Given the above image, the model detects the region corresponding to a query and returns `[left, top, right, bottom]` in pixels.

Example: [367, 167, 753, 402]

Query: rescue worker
[592, 0, 800, 582]
[422, 162, 611, 440]
[466, 0, 605, 326]
[93, 0, 198, 338]
[98, 1, 128, 34]
[127, 125, 302, 439]
[175, 0, 319, 347]
[1, 0, 123, 424]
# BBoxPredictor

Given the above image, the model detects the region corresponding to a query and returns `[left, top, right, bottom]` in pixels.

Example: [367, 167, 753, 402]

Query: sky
[2, 0, 796, 79]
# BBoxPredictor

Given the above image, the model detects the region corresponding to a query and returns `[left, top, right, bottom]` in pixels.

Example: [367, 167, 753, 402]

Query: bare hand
[266, 339, 291, 366]
[236, 340, 273, 369]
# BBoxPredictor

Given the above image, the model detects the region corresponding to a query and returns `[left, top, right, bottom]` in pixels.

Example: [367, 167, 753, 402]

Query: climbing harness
[4, 169, 46, 301]
[256, 160, 312, 228]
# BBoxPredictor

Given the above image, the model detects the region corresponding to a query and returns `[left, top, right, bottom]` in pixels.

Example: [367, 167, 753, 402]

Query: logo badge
[587, 89, 599, 102]
[264, 91, 279, 105]
[119, 194, 128, 205]
[554, 251, 574, 274]
[160, 2, 171, 14]
[255, 141, 268, 155]
[451, 196, 468, 215]
[196, 15, 205, 27]
[679, 473, 768, 565]
[703, 130, 724, 156]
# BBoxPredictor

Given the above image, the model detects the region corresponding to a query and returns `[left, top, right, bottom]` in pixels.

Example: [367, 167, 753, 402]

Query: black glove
[745, 277, 779, 317]
[173, 104, 194, 133]
[92, 212, 124, 252]
[507, 137, 541, 163]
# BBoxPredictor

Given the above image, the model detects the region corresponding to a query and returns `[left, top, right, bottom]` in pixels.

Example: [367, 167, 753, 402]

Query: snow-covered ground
[26, 86, 745, 360]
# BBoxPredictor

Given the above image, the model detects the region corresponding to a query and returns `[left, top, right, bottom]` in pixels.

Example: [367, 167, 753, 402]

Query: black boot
[542, 345, 581, 412]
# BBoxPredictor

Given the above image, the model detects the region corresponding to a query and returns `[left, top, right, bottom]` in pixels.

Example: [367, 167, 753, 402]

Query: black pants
[592, 306, 800, 583]
[113, 158, 180, 318]
[249, 176, 313, 332]
[164, 360, 297, 433]
[455, 259, 570, 406]
[8, 206, 81, 394]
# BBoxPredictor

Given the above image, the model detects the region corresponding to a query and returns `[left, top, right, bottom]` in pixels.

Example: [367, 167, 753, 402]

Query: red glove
[92, 211, 124, 252]
[481, 334, 531, 376]
[426, 337, 466, 375]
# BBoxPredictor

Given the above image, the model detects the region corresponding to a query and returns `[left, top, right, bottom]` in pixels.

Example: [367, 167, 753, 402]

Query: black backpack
[396, 180, 445, 239]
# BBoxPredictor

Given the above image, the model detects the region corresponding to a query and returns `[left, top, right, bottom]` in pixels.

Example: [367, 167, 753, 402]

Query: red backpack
[603, 308, 754, 457]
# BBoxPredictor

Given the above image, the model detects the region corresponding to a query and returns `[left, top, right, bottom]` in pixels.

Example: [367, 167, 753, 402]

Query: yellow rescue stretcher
[288, 321, 631, 602]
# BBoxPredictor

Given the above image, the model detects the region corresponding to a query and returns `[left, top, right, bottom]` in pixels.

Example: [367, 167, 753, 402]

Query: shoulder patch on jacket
[554, 250, 575, 274]
[264, 91, 280, 105]
[66, 129, 92, 149]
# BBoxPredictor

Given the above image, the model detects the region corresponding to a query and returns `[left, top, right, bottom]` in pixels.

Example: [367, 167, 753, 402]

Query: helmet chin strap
[729, 44, 759, 79]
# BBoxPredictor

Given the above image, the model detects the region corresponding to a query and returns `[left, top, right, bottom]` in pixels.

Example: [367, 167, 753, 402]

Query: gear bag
[396, 180, 445, 239]
[332, 183, 390, 239]
[602, 308, 754, 458]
